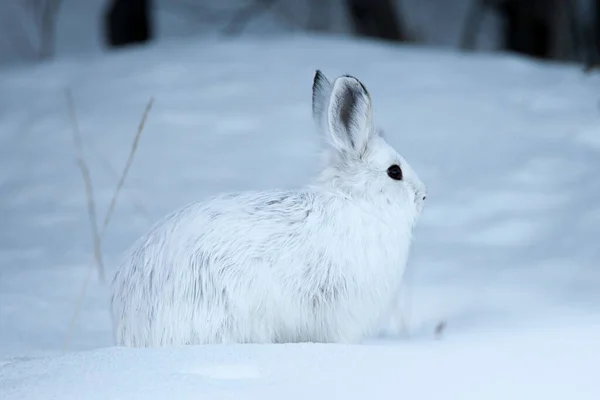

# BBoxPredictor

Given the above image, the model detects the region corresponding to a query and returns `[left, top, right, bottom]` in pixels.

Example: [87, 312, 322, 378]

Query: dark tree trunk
[585, 0, 600, 71]
[493, 0, 577, 60]
[104, 0, 152, 48]
[463, 0, 592, 66]
[498, 0, 552, 58]
[595, 0, 600, 60]
[346, 0, 405, 42]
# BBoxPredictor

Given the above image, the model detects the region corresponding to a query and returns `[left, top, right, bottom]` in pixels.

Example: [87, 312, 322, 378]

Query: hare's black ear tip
[313, 70, 328, 89]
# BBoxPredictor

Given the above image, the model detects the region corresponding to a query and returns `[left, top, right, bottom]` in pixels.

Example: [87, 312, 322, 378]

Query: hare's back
[129, 189, 318, 261]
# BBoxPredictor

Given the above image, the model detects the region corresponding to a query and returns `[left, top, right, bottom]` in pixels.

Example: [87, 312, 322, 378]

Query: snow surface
[3, 322, 600, 400]
[1, 33, 600, 398]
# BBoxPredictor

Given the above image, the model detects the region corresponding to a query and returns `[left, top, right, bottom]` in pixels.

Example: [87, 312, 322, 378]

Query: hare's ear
[326, 75, 374, 155]
[312, 70, 333, 135]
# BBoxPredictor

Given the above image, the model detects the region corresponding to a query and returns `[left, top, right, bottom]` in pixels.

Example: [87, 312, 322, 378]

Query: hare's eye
[387, 164, 403, 181]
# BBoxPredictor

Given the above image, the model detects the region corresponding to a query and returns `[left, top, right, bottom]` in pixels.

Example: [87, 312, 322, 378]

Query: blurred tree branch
[460, 0, 487, 50]
[1, 0, 63, 61]
[33, 0, 62, 59]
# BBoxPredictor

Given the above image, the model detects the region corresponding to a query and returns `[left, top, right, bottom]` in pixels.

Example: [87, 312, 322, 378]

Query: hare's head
[312, 70, 426, 220]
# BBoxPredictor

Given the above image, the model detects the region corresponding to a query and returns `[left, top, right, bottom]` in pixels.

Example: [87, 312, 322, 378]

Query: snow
[3, 322, 600, 400]
[1, 32, 600, 398]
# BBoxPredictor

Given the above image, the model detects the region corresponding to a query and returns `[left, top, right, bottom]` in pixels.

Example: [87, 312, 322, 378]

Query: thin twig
[87, 144, 152, 220]
[101, 98, 154, 234]
[66, 89, 105, 282]
[63, 97, 154, 352]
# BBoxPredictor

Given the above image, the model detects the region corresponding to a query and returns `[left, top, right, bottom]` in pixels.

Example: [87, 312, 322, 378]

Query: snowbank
[2, 320, 600, 400]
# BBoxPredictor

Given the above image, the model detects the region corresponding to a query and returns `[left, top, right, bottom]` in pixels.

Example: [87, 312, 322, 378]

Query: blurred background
[0, 0, 598, 69]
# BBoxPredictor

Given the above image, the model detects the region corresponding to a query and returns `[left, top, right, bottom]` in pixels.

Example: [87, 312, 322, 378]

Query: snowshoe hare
[110, 70, 427, 346]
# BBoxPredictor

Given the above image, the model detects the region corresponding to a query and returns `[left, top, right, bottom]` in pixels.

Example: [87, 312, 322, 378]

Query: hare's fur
[111, 71, 426, 346]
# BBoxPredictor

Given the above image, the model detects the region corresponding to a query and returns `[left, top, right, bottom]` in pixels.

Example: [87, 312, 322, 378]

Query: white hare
[110, 71, 427, 346]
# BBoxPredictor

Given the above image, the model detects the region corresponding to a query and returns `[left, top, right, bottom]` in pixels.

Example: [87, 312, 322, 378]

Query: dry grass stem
[63, 95, 154, 351]
[66, 89, 105, 282]
[101, 98, 154, 234]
